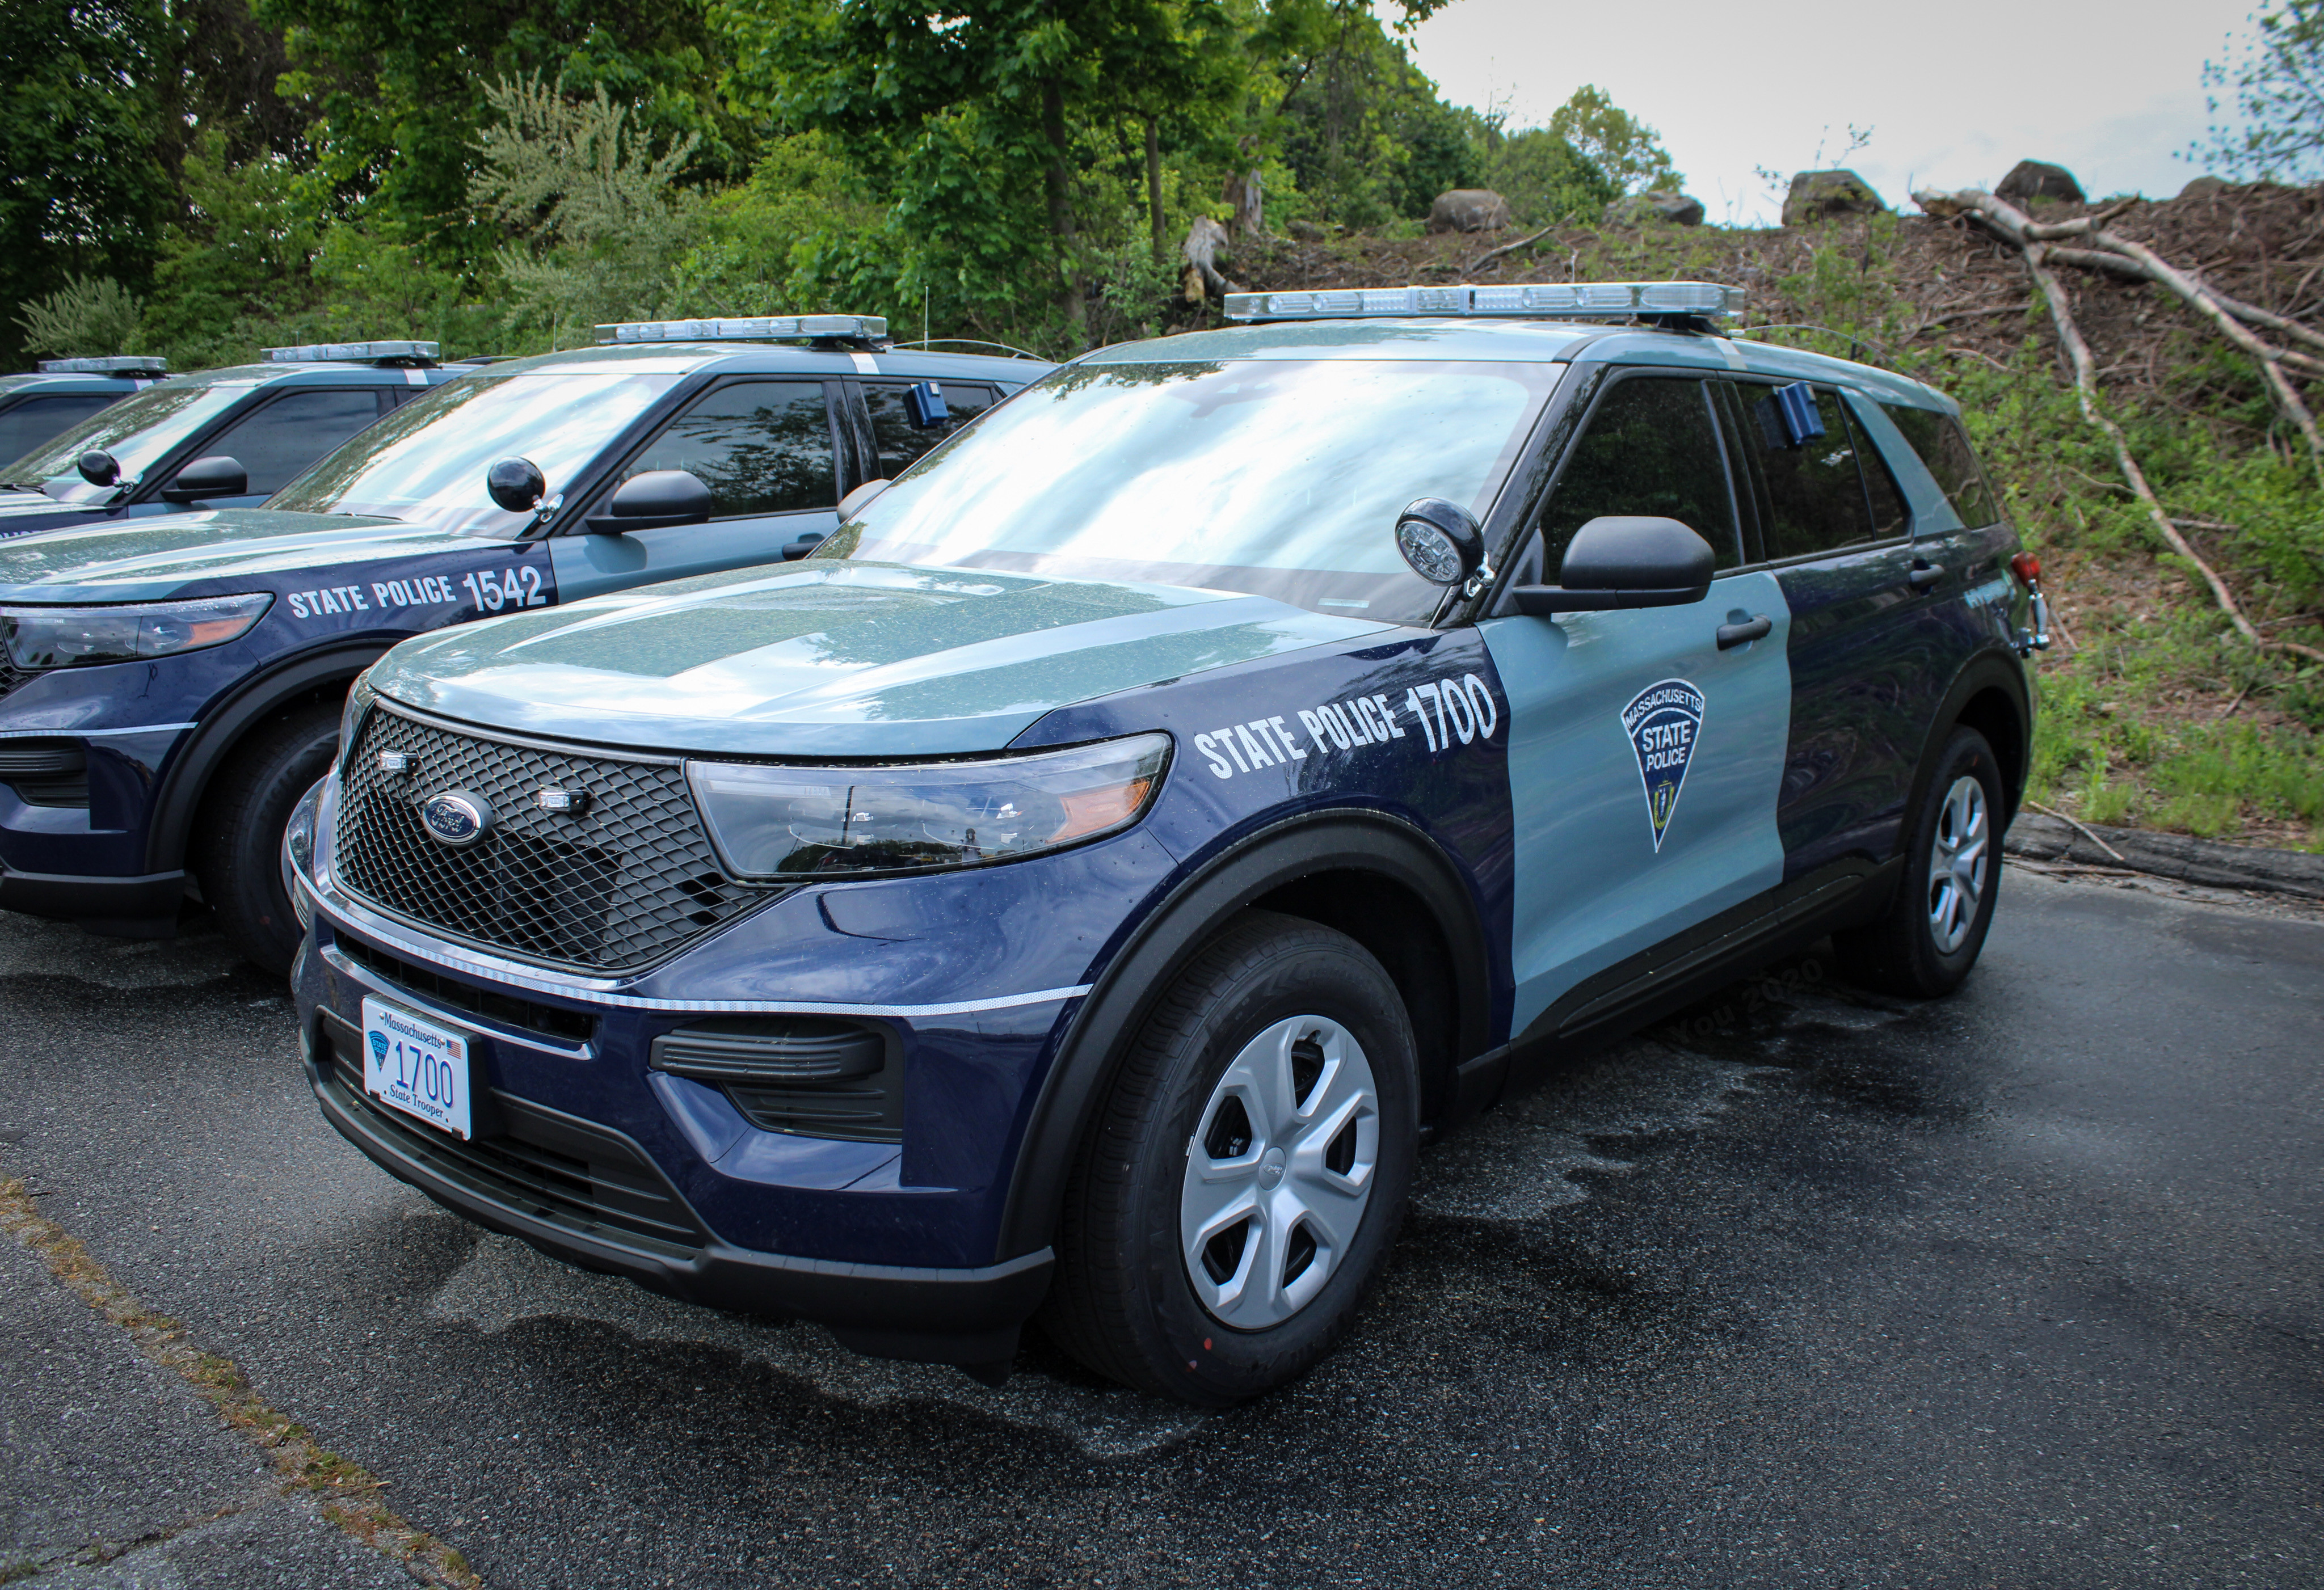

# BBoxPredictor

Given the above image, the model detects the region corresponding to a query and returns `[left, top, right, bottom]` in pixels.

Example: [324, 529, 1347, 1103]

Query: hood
[0, 508, 487, 603]
[0, 490, 106, 530]
[371, 560, 1395, 757]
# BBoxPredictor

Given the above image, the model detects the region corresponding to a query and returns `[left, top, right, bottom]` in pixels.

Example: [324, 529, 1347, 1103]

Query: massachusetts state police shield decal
[1620, 678, 1706, 852]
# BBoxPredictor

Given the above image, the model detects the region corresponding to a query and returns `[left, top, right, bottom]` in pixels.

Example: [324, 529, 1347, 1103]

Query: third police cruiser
[0, 322, 1043, 971]
[287, 281, 2051, 1406]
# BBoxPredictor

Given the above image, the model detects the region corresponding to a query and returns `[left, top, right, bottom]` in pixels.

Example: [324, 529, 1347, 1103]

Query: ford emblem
[419, 790, 493, 848]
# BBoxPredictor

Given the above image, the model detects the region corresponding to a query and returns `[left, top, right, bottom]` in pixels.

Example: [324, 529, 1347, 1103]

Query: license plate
[361, 996, 474, 1140]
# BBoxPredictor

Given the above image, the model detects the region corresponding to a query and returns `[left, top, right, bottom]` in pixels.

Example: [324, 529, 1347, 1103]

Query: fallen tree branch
[2025, 798, 2127, 863]
[1922, 188, 2324, 478]
[1459, 223, 1558, 278]
[2019, 241, 2324, 665]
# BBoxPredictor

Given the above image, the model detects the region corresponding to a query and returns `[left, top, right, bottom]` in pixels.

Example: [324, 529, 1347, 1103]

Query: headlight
[283, 777, 323, 931]
[0, 592, 273, 669]
[338, 672, 374, 767]
[689, 732, 1173, 882]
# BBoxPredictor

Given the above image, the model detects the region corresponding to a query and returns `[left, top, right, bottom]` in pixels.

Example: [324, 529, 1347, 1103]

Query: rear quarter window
[1880, 403, 2002, 529]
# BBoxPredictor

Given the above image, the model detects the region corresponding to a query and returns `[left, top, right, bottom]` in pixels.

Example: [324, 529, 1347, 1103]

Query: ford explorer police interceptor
[285, 282, 2049, 1404]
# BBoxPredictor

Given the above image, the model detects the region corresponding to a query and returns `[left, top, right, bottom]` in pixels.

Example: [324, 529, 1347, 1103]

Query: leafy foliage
[14, 277, 148, 359]
[2191, 0, 2324, 182]
[1547, 85, 1682, 196]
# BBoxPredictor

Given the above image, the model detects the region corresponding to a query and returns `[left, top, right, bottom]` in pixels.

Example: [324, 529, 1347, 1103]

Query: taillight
[2010, 551, 2041, 585]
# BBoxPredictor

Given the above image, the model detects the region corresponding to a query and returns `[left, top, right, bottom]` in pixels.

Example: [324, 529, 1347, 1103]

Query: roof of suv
[489, 341, 1047, 385]
[1085, 318, 1953, 414]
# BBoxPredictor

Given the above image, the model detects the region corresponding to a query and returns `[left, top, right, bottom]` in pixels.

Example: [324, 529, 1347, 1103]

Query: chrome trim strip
[0, 722, 198, 739]
[309, 879, 1091, 1017]
[367, 695, 684, 766]
[318, 942, 594, 1058]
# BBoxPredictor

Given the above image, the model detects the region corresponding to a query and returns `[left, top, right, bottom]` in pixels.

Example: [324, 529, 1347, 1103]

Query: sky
[1399, 0, 2260, 225]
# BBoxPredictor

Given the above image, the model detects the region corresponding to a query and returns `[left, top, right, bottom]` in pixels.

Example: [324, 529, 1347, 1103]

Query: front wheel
[193, 699, 342, 977]
[1832, 724, 2004, 998]
[1040, 911, 1419, 1405]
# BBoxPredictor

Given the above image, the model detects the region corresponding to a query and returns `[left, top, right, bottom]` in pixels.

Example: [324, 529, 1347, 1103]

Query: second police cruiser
[0, 322, 1042, 971]
[0, 341, 466, 538]
[0, 356, 173, 471]
[287, 282, 2052, 1405]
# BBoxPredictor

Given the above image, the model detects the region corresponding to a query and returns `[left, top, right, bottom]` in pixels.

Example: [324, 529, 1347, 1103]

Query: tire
[1039, 910, 1418, 1405]
[1832, 724, 2005, 998]
[193, 699, 342, 977]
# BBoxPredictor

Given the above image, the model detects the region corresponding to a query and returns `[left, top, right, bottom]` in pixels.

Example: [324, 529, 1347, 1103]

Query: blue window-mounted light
[1770, 382, 1825, 448]
[904, 381, 950, 429]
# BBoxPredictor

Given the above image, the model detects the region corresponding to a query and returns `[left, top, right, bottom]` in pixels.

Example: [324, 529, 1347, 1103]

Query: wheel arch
[1918, 648, 2032, 831]
[144, 643, 386, 875]
[994, 809, 1493, 1262]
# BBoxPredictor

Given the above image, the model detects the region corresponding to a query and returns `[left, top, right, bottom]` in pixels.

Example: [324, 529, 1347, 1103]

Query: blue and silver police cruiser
[0, 356, 173, 469]
[288, 281, 2050, 1404]
[0, 341, 466, 538]
[0, 318, 1041, 971]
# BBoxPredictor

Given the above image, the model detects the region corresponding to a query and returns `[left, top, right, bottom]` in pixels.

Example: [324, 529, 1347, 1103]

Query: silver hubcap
[1926, 774, 1989, 955]
[1180, 1015, 1379, 1330]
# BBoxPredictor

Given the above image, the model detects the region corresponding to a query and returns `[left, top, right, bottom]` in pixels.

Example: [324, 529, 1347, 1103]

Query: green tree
[1547, 84, 1682, 195]
[721, 0, 1240, 344]
[0, 0, 176, 366]
[2191, 0, 2324, 182]
[255, 0, 739, 253]
[1485, 127, 1617, 224]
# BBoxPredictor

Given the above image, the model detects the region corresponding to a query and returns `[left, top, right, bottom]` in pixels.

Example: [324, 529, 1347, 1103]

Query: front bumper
[288, 767, 1178, 1366]
[305, 1005, 1051, 1363]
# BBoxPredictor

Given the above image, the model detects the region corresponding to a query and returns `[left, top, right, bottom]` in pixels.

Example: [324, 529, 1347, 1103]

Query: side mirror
[837, 477, 890, 520]
[586, 469, 711, 534]
[1513, 517, 1715, 615]
[77, 449, 120, 487]
[1393, 497, 1484, 587]
[159, 455, 247, 504]
[487, 457, 546, 513]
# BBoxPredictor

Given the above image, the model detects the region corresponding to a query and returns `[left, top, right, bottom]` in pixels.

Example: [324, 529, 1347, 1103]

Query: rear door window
[1731, 382, 1887, 560]
[1878, 403, 2002, 528]
[622, 379, 837, 517]
[205, 387, 390, 496]
[864, 381, 998, 479]
[0, 394, 121, 467]
[1536, 374, 1743, 572]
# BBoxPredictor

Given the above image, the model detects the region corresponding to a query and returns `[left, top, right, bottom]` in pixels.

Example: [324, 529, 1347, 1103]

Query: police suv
[0, 357, 171, 469]
[0, 342, 469, 539]
[0, 319, 1042, 972]
[287, 282, 2049, 1405]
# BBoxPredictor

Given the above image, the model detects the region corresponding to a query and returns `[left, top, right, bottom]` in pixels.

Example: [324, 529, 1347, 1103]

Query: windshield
[816, 359, 1560, 624]
[3, 376, 260, 500]
[269, 369, 684, 537]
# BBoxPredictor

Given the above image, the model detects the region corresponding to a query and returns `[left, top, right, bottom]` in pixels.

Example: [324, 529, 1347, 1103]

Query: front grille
[334, 705, 766, 972]
[332, 933, 596, 1045]
[0, 658, 31, 701]
[323, 1014, 706, 1258]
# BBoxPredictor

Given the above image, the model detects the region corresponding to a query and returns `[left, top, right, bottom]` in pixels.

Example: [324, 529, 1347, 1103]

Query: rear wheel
[1040, 911, 1418, 1405]
[1832, 724, 2003, 998]
[194, 699, 341, 977]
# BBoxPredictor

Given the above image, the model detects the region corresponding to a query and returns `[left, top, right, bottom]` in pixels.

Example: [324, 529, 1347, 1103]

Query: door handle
[1908, 559, 1943, 589]
[1716, 615, 1773, 650]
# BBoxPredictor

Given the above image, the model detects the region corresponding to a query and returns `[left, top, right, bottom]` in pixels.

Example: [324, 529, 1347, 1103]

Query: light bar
[1222, 281, 1744, 323]
[595, 315, 889, 345]
[264, 340, 439, 363]
[37, 356, 168, 375]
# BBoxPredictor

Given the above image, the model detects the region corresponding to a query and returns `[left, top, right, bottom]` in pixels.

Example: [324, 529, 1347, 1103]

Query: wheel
[193, 698, 342, 977]
[1040, 910, 1418, 1405]
[1832, 724, 2004, 998]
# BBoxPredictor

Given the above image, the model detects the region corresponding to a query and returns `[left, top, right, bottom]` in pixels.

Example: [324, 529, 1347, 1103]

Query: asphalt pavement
[1, 864, 2317, 1588]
